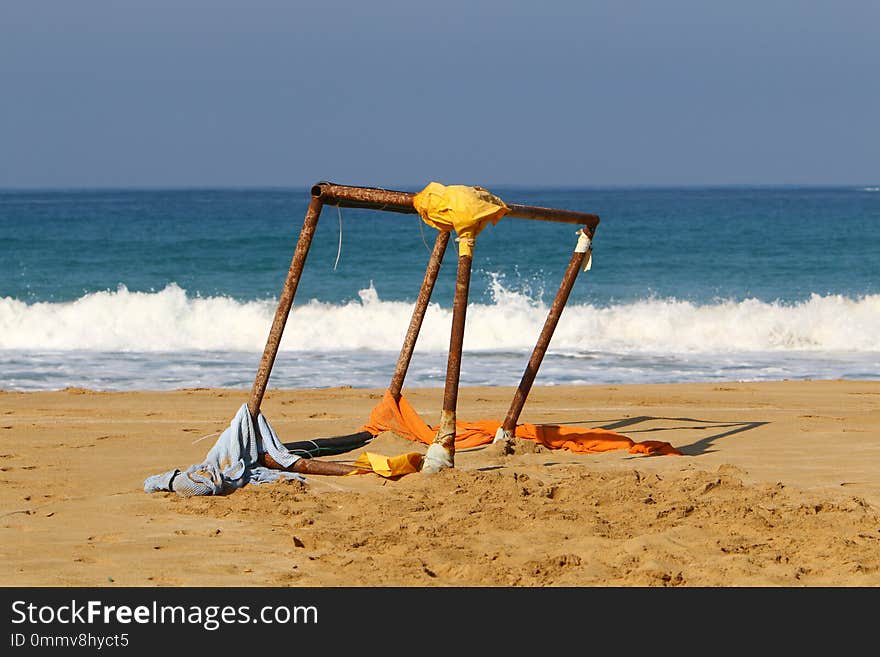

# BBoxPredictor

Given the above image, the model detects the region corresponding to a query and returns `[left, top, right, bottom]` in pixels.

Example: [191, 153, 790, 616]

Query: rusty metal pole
[422, 243, 474, 473]
[247, 196, 323, 420]
[496, 228, 594, 442]
[388, 230, 451, 401]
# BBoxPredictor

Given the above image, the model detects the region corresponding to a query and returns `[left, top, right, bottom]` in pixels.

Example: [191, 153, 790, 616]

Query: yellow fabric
[349, 451, 425, 478]
[412, 182, 509, 256]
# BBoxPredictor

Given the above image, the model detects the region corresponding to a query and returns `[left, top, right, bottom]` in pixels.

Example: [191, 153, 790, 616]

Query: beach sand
[1, 380, 879, 587]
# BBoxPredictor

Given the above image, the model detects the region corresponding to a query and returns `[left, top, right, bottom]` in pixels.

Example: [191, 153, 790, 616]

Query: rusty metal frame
[247, 181, 600, 470]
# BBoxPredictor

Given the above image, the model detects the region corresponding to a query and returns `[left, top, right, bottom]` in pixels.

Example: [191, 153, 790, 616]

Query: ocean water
[1, 185, 878, 391]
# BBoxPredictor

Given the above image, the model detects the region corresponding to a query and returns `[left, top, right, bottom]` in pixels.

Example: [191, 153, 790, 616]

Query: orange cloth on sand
[360, 390, 682, 456]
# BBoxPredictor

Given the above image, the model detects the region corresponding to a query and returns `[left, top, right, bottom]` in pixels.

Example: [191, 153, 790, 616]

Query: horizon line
[1, 182, 878, 193]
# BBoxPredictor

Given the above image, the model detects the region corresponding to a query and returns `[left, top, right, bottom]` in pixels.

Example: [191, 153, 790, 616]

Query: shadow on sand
[556, 415, 769, 457]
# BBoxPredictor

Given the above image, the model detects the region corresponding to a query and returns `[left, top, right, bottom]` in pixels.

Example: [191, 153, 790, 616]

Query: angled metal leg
[388, 230, 451, 401]
[497, 228, 594, 441]
[248, 196, 323, 420]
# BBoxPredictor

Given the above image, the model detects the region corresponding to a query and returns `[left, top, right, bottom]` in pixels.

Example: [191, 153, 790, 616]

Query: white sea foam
[1, 282, 879, 355]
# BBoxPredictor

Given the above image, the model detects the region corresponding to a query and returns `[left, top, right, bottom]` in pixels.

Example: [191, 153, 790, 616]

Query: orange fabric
[361, 390, 682, 456]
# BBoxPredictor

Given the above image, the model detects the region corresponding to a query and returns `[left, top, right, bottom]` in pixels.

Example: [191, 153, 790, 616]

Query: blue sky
[1, 1, 877, 188]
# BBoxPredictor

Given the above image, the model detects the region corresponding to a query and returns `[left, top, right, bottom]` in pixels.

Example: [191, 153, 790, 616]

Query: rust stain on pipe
[260, 452, 362, 476]
[502, 231, 594, 433]
[312, 182, 416, 215]
[434, 409, 457, 451]
[388, 229, 451, 401]
[247, 196, 323, 419]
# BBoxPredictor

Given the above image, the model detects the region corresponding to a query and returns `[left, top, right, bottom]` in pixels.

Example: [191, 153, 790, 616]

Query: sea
[1, 185, 878, 392]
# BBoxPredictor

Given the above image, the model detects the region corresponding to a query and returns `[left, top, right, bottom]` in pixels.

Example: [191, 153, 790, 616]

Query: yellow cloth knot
[412, 182, 509, 257]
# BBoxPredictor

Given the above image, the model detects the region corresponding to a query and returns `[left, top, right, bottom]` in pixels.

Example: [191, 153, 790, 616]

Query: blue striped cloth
[144, 403, 306, 497]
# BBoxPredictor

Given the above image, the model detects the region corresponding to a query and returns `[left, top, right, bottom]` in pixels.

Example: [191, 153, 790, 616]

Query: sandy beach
[1, 380, 879, 587]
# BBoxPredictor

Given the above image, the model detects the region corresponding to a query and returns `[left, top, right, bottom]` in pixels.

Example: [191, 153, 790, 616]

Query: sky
[1, 0, 878, 189]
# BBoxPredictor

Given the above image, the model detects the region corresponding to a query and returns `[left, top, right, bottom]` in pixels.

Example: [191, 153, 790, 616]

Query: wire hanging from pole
[333, 205, 343, 270]
[417, 214, 430, 251]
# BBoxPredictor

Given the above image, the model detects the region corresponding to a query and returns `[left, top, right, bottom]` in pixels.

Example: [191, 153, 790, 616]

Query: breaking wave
[1, 282, 879, 354]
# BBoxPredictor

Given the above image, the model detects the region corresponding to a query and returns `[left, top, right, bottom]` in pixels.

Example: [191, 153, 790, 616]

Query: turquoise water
[1, 185, 878, 390]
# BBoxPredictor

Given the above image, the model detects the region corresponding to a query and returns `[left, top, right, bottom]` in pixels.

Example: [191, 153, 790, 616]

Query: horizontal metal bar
[312, 182, 417, 215]
[311, 182, 600, 230]
[504, 203, 601, 229]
